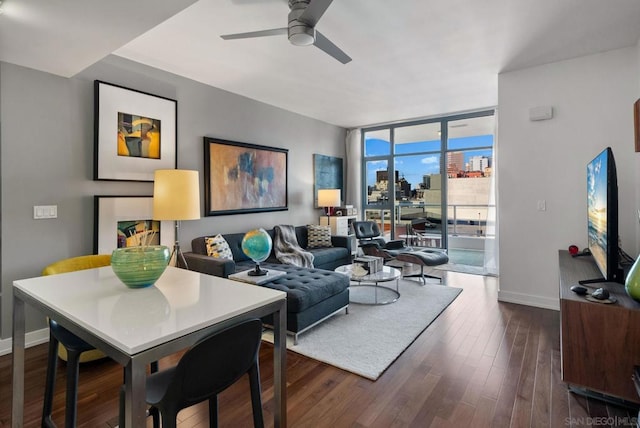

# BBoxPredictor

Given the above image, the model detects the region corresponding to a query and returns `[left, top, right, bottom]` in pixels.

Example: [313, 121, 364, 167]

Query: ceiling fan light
[289, 32, 314, 46]
[288, 23, 315, 46]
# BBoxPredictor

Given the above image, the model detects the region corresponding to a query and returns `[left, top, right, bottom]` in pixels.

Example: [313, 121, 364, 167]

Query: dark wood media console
[559, 250, 640, 404]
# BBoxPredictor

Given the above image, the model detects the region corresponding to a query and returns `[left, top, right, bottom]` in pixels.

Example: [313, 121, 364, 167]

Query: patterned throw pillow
[205, 234, 233, 259]
[307, 225, 333, 249]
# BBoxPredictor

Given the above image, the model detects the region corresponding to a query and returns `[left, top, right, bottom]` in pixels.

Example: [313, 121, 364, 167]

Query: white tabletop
[13, 266, 286, 355]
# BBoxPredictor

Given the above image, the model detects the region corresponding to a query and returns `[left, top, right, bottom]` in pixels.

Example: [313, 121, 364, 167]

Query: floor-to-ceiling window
[363, 129, 393, 236]
[446, 114, 495, 268]
[361, 110, 495, 270]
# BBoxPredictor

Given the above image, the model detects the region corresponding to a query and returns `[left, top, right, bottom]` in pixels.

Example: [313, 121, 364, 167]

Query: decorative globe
[111, 245, 170, 288]
[241, 228, 273, 276]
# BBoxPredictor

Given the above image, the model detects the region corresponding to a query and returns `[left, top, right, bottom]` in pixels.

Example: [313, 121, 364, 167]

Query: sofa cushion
[204, 234, 233, 259]
[235, 260, 257, 272]
[218, 232, 252, 262]
[309, 246, 350, 268]
[256, 263, 349, 312]
[294, 226, 309, 249]
[307, 225, 333, 248]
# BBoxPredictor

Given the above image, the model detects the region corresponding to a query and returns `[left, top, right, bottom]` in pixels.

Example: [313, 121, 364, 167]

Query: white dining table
[12, 266, 287, 427]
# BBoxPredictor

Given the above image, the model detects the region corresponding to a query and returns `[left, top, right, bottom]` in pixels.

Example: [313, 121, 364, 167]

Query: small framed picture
[94, 81, 177, 181]
[94, 195, 175, 254]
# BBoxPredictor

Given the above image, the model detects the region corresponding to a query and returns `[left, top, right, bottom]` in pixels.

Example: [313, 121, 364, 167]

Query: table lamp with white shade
[153, 169, 201, 268]
[318, 188, 341, 220]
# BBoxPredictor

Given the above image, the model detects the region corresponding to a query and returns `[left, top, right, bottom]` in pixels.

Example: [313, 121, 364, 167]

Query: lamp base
[169, 241, 189, 270]
[247, 263, 268, 276]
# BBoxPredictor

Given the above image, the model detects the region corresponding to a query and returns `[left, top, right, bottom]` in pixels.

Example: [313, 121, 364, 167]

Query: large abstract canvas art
[204, 137, 288, 216]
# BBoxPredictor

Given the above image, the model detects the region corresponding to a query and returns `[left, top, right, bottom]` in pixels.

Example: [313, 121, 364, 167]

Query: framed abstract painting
[313, 154, 344, 208]
[94, 80, 177, 181]
[204, 137, 288, 216]
[94, 195, 175, 254]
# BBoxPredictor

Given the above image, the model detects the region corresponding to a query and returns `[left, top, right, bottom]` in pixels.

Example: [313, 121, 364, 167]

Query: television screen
[586, 147, 622, 283]
[587, 149, 608, 275]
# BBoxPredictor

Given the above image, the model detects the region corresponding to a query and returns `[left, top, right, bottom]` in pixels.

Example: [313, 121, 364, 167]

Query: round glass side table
[335, 265, 402, 305]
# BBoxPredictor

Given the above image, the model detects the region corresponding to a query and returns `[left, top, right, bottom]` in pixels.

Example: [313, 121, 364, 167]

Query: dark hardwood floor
[1, 271, 637, 427]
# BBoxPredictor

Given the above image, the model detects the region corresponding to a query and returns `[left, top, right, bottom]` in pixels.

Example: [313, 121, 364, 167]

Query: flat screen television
[582, 147, 624, 284]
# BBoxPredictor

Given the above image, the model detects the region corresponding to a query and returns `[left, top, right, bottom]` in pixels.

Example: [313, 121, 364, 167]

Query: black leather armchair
[352, 220, 449, 284]
[352, 221, 408, 260]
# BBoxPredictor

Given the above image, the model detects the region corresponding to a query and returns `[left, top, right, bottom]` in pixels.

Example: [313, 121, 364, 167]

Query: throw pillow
[307, 225, 333, 249]
[205, 234, 233, 259]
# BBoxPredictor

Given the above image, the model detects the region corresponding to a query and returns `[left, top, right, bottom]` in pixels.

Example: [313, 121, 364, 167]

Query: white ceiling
[2, 0, 640, 129]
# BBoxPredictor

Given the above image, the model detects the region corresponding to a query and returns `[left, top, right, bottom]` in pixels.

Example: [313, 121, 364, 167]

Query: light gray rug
[263, 279, 462, 380]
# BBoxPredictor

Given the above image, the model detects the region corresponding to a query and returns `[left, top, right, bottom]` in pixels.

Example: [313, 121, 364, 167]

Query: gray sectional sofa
[184, 225, 352, 277]
[182, 225, 352, 342]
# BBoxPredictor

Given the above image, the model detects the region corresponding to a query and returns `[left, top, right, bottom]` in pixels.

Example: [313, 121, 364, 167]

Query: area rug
[263, 279, 462, 380]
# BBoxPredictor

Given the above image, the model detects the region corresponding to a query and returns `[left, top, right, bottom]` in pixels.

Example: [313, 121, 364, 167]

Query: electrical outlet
[537, 200, 546, 211]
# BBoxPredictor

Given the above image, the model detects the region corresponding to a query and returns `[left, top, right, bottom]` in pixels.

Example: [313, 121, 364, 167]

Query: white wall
[498, 47, 639, 310]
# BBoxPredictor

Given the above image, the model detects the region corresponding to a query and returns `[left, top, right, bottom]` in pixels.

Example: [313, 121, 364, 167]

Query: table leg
[375, 282, 379, 304]
[273, 300, 287, 428]
[123, 358, 148, 427]
[12, 295, 25, 428]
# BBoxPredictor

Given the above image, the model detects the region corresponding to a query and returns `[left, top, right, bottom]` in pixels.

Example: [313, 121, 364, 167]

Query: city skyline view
[365, 135, 494, 191]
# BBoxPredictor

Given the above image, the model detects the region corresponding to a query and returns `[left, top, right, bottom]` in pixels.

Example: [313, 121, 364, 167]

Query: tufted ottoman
[394, 250, 449, 284]
[253, 263, 350, 343]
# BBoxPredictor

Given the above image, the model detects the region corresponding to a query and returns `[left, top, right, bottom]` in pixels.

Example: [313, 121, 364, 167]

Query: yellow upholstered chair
[42, 254, 111, 363]
[41, 254, 111, 427]
[42, 254, 111, 275]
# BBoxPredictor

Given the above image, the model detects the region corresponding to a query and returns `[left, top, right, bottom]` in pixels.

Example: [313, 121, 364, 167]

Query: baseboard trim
[498, 290, 559, 311]
[0, 328, 49, 356]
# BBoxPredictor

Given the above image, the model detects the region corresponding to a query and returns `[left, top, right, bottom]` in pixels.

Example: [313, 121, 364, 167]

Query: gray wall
[0, 55, 346, 339]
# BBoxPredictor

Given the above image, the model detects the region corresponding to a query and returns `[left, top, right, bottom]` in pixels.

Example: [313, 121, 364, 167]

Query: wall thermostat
[529, 106, 554, 121]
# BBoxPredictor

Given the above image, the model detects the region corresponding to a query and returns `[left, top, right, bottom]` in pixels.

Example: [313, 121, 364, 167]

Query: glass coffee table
[335, 265, 402, 305]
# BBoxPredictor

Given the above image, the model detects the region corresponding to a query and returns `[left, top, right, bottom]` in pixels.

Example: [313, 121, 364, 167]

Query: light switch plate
[537, 200, 546, 211]
[34, 205, 57, 219]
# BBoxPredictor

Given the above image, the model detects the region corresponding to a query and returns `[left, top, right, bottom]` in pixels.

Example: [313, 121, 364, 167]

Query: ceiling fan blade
[298, 0, 334, 26]
[314, 31, 351, 64]
[221, 28, 288, 40]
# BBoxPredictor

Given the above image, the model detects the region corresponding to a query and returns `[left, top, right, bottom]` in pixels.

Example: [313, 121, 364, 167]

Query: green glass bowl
[111, 245, 170, 289]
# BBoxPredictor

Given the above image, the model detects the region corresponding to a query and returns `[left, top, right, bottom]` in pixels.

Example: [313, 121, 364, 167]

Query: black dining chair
[124, 318, 264, 428]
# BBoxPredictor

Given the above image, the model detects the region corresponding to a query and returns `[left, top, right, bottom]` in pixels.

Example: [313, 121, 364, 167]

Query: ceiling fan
[220, 0, 352, 64]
